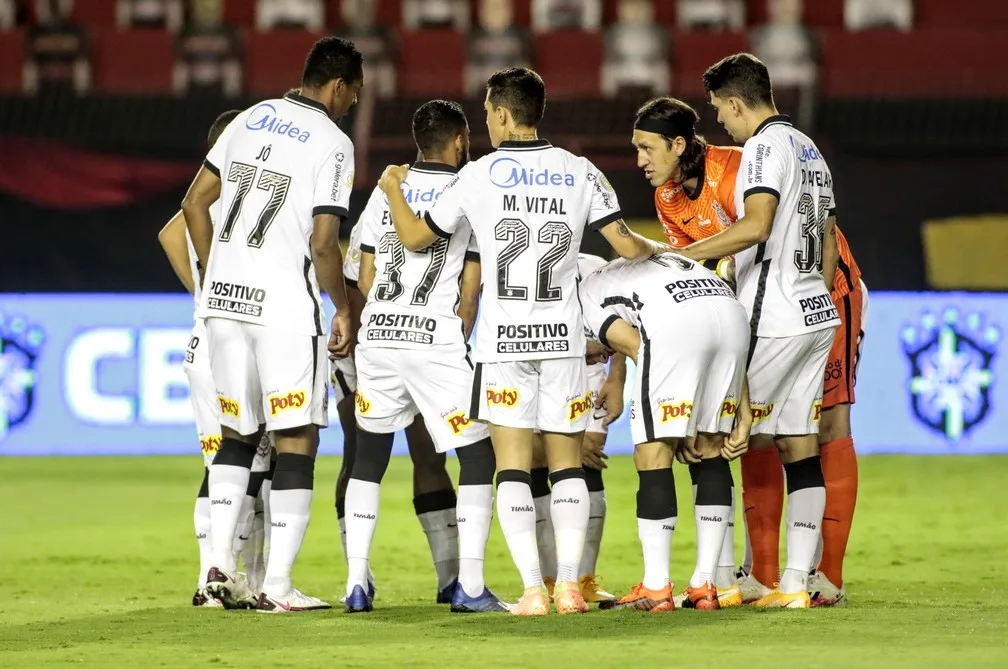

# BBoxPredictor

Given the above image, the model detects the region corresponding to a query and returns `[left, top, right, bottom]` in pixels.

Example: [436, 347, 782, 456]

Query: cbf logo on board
[0, 315, 45, 443]
[901, 308, 1000, 442]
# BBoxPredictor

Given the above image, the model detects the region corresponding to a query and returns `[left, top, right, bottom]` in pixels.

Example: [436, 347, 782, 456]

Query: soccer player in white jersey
[157, 110, 272, 608]
[377, 67, 671, 616]
[678, 53, 841, 608]
[181, 37, 364, 612]
[579, 253, 751, 611]
[344, 100, 507, 614]
[333, 220, 466, 605]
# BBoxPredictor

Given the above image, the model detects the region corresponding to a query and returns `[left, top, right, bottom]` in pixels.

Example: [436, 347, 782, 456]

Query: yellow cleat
[544, 578, 555, 601]
[751, 588, 811, 609]
[511, 586, 550, 616]
[579, 575, 617, 605]
[553, 580, 589, 614]
[716, 584, 744, 608]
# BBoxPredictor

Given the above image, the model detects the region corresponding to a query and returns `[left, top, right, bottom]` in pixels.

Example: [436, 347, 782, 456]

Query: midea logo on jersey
[489, 157, 575, 189]
[382, 181, 442, 206]
[245, 103, 311, 144]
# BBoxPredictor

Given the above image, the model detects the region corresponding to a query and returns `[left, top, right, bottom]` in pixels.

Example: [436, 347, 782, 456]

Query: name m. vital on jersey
[665, 277, 735, 303]
[497, 323, 570, 354]
[365, 313, 438, 345]
[799, 293, 839, 327]
[206, 281, 266, 317]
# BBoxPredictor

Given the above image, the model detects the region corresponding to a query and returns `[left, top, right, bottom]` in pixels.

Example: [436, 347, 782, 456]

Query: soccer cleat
[450, 586, 509, 613]
[736, 568, 774, 604]
[553, 580, 589, 614]
[205, 566, 255, 610]
[716, 584, 744, 607]
[544, 578, 555, 600]
[607, 582, 675, 612]
[752, 588, 812, 609]
[339, 578, 376, 605]
[344, 584, 373, 613]
[255, 588, 331, 613]
[192, 588, 223, 608]
[808, 572, 848, 608]
[678, 582, 720, 610]
[437, 578, 458, 604]
[579, 575, 617, 605]
[510, 586, 550, 616]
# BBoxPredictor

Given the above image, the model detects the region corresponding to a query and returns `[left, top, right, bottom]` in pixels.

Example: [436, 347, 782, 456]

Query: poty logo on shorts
[245, 103, 311, 143]
[218, 396, 240, 418]
[488, 157, 575, 189]
[812, 401, 823, 423]
[445, 410, 472, 435]
[567, 392, 593, 422]
[486, 387, 519, 407]
[200, 434, 222, 455]
[720, 400, 738, 418]
[269, 391, 306, 416]
[659, 400, 692, 423]
[355, 390, 371, 415]
[750, 402, 774, 423]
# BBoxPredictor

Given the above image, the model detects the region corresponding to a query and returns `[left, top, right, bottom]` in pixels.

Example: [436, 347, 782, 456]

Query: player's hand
[675, 436, 703, 465]
[328, 310, 354, 360]
[595, 378, 625, 425]
[715, 256, 736, 284]
[581, 433, 608, 470]
[378, 164, 409, 193]
[585, 339, 612, 365]
[721, 416, 752, 461]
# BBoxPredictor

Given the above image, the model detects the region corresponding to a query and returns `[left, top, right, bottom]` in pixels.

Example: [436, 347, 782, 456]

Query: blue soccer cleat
[344, 584, 373, 613]
[437, 578, 458, 604]
[450, 586, 510, 613]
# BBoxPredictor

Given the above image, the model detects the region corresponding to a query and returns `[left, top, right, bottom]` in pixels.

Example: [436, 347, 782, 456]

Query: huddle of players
[164, 33, 864, 613]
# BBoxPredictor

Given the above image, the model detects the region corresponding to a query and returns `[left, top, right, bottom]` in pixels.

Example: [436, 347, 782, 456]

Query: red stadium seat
[601, 0, 671, 27]
[670, 30, 747, 97]
[533, 30, 602, 97]
[245, 30, 325, 97]
[0, 30, 23, 92]
[746, 0, 843, 27]
[71, 0, 117, 27]
[397, 29, 464, 96]
[92, 28, 173, 94]
[376, 0, 403, 27]
[223, 0, 257, 28]
[914, 0, 1008, 28]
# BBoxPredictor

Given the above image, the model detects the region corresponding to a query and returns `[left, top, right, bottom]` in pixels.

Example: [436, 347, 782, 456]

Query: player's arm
[598, 219, 673, 261]
[157, 209, 195, 295]
[180, 165, 222, 282]
[821, 214, 838, 292]
[678, 192, 777, 263]
[722, 375, 753, 460]
[358, 250, 376, 299]
[598, 318, 641, 364]
[378, 164, 439, 252]
[312, 213, 351, 315]
[345, 282, 365, 355]
[597, 352, 627, 425]
[458, 253, 481, 340]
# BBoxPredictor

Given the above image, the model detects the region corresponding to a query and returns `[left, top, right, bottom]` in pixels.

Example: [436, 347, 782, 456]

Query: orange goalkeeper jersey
[654, 145, 741, 247]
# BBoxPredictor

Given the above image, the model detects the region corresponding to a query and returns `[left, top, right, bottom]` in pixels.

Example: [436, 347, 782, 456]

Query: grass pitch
[1, 455, 1005, 668]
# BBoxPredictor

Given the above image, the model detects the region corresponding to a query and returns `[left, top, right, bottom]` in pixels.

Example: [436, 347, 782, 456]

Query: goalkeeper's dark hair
[634, 97, 707, 183]
[208, 110, 242, 149]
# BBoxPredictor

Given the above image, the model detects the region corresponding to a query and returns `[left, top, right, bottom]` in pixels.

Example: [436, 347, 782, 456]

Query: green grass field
[2, 455, 1006, 668]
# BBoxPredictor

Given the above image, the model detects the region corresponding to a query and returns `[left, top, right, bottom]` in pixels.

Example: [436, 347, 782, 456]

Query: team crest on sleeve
[0, 315, 45, 443]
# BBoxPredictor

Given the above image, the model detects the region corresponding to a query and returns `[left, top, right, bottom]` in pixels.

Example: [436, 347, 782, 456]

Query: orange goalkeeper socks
[818, 436, 858, 588]
[741, 447, 785, 587]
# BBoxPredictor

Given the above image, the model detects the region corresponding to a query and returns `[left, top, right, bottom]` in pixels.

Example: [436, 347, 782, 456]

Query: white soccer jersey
[343, 221, 363, 287]
[734, 115, 840, 337]
[197, 92, 355, 336]
[359, 162, 476, 349]
[186, 198, 222, 314]
[577, 252, 607, 339]
[424, 140, 622, 362]
[579, 253, 738, 344]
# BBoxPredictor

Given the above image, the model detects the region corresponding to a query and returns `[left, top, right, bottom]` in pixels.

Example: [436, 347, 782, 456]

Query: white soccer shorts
[184, 319, 272, 470]
[354, 344, 489, 453]
[205, 318, 328, 435]
[585, 362, 609, 435]
[747, 328, 835, 436]
[469, 358, 590, 434]
[629, 306, 750, 445]
[330, 355, 357, 404]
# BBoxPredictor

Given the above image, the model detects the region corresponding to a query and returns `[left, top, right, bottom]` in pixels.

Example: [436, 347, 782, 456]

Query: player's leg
[578, 432, 613, 603]
[343, 347, 416, 612]
[529, 432, 556, 594]
[239, 437, 272, 594]
[405, 417, 459, 602]
[254, 328, 331, 612]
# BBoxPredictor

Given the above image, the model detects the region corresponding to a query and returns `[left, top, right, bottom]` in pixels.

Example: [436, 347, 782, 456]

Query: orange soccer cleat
[553, 580, 589, 614]
[510, 586, 550, 616]
[607, 582, 675, 612]
[679, 582, 720, 610]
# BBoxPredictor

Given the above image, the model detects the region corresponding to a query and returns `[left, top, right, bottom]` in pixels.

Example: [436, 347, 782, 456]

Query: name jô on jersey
[245, 103, 311, 144]
[496, 323, 569, 354]
[664, 277, 734, 303]
[489, 157, 575, 189]
[366, 313, 437, 345]
[207, 281, 265, 317]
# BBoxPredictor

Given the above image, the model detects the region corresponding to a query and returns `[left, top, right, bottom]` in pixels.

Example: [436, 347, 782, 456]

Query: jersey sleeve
[465, 229, 480, 263]
[356, 186, 383, 255]
[578, 274, 622, 347]
[203, 111, 244, 177]
[739, 137, 786, 202]
[717, 148, 742, 221]
[424, 169, 468, 239]
[313, 133, 355, 219]
[586, 162, 623, 230]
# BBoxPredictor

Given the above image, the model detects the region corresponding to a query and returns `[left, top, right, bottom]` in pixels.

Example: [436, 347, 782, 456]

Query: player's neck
[418, 151, 459, 169]
[745, 105, 781, 139]
[505, 126, 538, 142]
[297, 86, 331, 115]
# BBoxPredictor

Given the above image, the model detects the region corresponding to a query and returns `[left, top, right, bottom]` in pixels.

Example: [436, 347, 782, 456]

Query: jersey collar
[284, 92, 329, 117]
[753, 114, 792, 136]
[497, 139, 552, 150]
[411, 161, 458, 174]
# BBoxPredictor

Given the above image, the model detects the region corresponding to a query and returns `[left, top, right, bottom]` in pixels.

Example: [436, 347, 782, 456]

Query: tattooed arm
[599, 219, 673, 261]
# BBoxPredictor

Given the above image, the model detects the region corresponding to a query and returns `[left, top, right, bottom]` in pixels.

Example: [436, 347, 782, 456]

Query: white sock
[416, 506, 460, 592]
[715, 486, 737, 588]
[208, 463, 251, 571]
[639, 517, 676, 591]
[344, 479, 380, 596]
[780, 486, 826, 594]
[579, 490, 606, 578]
[496, 480, 543, 589]
[262, 487, 312, 597]
[259, 477, 272, 568]
[243, 505, 265, 593]
[691, 502, 731, 588]
[550, 477, 589, 584]
[742, 505, 752, 573]
[232, 494, 256, 565]
[533, 492, 556, 581]
[812, 532, 823, 574]
[194, 496, 212, 588]
[457, 484, 493, 597]
[337, 514, 348, 563]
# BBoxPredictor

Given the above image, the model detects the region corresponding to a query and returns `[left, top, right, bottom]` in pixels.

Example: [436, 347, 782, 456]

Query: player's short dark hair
[634, 97, 708, 181]
[412, 100, 468, 156]
[486, 67, 546, 128]
[302, 37, 363, 90]
[702, 53, 774, 109]
[208, 109, 241, 149]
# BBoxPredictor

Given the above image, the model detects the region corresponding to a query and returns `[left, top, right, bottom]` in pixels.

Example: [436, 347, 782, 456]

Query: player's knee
[273, 425, 319, 456]
[693, 432, 723, 458]
[817, 404, 852, 444]
[776, 434, 819, 463]
[584, 465, 604, 493]
[457, 438, 496, 486]
[530, 464, 550, 499]
[214, 437, 258, 468]
[689, 457, 733, 506]
[349, 428, 395, 484]
[636, 467, 676, 519]
[633, 441, 671, 471]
